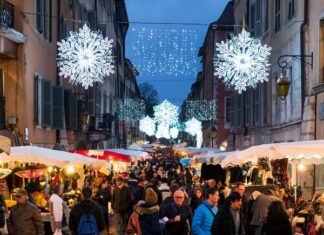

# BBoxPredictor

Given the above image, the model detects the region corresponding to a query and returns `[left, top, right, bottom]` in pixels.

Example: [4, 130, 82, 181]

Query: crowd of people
[0, 147, 323, 235]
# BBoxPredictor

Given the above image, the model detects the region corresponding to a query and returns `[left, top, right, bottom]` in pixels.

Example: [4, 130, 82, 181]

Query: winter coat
[192, 200, 218, 235]
[159, 196, 173, 218]
[264, 213, 292, 235]
[69, 199, 106, 234]
[136, 202, 161, 235]
[134, 186, 145, 203]
[49, 193, 69, 232]
[94, 186, 111, 214]
[190, 196, 204, 212]
[7, 202, 44, 235]
[250, 192, 280, 226]
[211, 203, 245, 235]
[161, 201, 192, 235]
[112, 185, 132, 213]
[158, 184, 171, 201]
[127, 210, 142, 235]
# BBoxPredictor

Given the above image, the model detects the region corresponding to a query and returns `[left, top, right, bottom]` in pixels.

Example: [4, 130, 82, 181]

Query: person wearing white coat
[49, 185, 69, 235]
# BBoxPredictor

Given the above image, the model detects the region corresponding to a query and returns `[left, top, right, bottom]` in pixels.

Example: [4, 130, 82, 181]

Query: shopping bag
[54, 228, 63, 235]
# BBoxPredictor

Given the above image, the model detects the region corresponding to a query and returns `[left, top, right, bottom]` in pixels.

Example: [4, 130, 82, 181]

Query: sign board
[320, 103, 324, 120]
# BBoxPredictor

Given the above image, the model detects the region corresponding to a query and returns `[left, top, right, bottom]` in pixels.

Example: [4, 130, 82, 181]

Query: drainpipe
[300, 0, 308, 116]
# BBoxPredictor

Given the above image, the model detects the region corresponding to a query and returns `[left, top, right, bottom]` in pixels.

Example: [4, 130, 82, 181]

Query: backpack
[77, 205, 99, 235]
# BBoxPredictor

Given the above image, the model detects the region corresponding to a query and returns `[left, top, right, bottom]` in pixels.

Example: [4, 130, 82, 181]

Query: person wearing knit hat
[131, 188, 161, 235]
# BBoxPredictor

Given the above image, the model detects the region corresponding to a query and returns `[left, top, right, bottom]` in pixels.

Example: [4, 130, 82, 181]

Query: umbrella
[15, 169, 47, 179]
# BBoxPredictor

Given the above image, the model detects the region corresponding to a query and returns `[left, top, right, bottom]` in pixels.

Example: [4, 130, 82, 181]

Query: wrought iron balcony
[0, 0, 14, 28]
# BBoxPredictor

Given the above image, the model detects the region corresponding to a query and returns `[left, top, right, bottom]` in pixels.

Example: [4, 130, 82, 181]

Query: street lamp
[276, 71, 291, 100]
[211, 125, 217, 147]
[276, 53, 313, 100]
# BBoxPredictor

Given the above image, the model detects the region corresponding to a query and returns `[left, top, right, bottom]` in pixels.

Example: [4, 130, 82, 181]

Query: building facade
[0, 0, 140, 150]
[193, 1, 234, 148]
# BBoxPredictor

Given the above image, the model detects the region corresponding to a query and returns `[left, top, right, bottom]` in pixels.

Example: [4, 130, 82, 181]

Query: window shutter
[34, 74, 39, 125]
[97, 24, 106, 37]
[95, 87, 102, 115]
[44, 0, 52, 42]
[88, 87, 95, 116]
[52, 86, 64, 129]
[87, 11, 96, 30]
[42, 80, 52, 128]
[36, 0, 43, 33]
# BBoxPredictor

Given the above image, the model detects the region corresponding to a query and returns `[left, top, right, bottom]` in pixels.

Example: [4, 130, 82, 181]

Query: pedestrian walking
[211, 192, 245, 235]
[161, 189, 192, 235]
[158, 178, 170, 201]
[136, 188, 161, 235]
[69, 186, 106, 235]
[112, 176, 133, 235]
[190, 188, 204, 212]
[94, 178, 111, 232]
[263, 201, 292, 235]
[7, 189, 44, 235]
[192, 188, 219, 235]
[0, 184, 8, 235]
[49, 185, 69, 235]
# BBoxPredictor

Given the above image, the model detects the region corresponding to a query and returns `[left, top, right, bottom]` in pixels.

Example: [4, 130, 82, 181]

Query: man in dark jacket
[161, 189, 192, 235]
[94, 178, 111, 232]
[133, 178, 146, 203]
[145, 178, 163, 205]
[7, 189, 44, 235]
[211, 192, 245, 235]
[69, 187, 106, 235]
[159, 183, 179, 217]
[112, 176, 132, 235]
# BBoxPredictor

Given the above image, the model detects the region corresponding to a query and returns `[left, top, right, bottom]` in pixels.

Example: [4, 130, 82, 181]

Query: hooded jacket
[136, 202, 161, 235]
[69, 199, 105, 235]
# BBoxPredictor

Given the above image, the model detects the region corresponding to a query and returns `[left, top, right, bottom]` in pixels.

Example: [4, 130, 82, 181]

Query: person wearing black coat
[161, 190, 192, 235]
[94, 178, 111, 230]
[263, 201, 292, 235]
[211, 192, 245, 235]
[69, 187, 106, 235]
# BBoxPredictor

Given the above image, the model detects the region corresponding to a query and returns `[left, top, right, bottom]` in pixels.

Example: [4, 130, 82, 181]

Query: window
[275, 0, 281, 32]
[42, 79, 52, 128]
[36, 0, 52, 41]
[230, 96, 235, 127]
[288, 0, 295, 21]
[225, 97, 231, 123]
[88, 87, 95, 116]
[253, 85, 260, 125]
[64, 90, 77, 130]
[249, 3, 255, 36]
[52, 87, 64, 129]
[244, 90, 251, 126]
[255, 0, 262, 37]
[263, 0, 269, 32]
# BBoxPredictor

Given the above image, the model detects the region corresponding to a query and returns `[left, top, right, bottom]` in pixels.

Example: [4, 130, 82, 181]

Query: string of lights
[117, 98, 145, 121]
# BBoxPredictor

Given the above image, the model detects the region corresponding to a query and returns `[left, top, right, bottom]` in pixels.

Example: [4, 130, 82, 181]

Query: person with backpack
[69, 186, 105, 235]
[94, 178, 111, 233]
[192, 188, 219, 235]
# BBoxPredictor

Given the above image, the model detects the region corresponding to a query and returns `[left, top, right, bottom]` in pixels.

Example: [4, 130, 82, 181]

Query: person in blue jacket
[192, 187, 219, 235]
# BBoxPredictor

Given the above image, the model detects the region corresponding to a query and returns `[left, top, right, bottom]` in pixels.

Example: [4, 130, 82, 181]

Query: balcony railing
[0, 0, 14, 28]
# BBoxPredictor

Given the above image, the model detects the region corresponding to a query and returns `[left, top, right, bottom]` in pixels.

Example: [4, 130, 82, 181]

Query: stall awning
[71, 149, 132, 162]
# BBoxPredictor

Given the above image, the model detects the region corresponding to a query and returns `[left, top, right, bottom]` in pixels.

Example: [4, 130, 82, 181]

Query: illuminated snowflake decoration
[170, 127, 179, 139]
[139, 116, 155, 136]
[185, 118, 203, 148]
[57, 24, 115, 89]
[214, 29, 271, 93]
[185, 100, 216, 121]
[118, 99, 145, 121]
[153, 100, 179, 126]
[156, 123, 171, 139]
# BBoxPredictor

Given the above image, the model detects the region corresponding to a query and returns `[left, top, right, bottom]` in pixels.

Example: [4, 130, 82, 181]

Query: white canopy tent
[193, 151, 232, 165]
[107, 149, 149, 161]
[230, 140, 324, 165]
[7, 146, 111, 169]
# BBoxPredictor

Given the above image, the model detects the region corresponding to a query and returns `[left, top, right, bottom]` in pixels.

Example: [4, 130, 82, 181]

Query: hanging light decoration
[214, 29, 271, 93]
[57, 24, 115, 89]
[118, 98, 145, 121]
[185, 100, 216, 121]
[139, 116, 156, 136]
[185, 118, 203, 148]
[153, 100, 179, 126]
